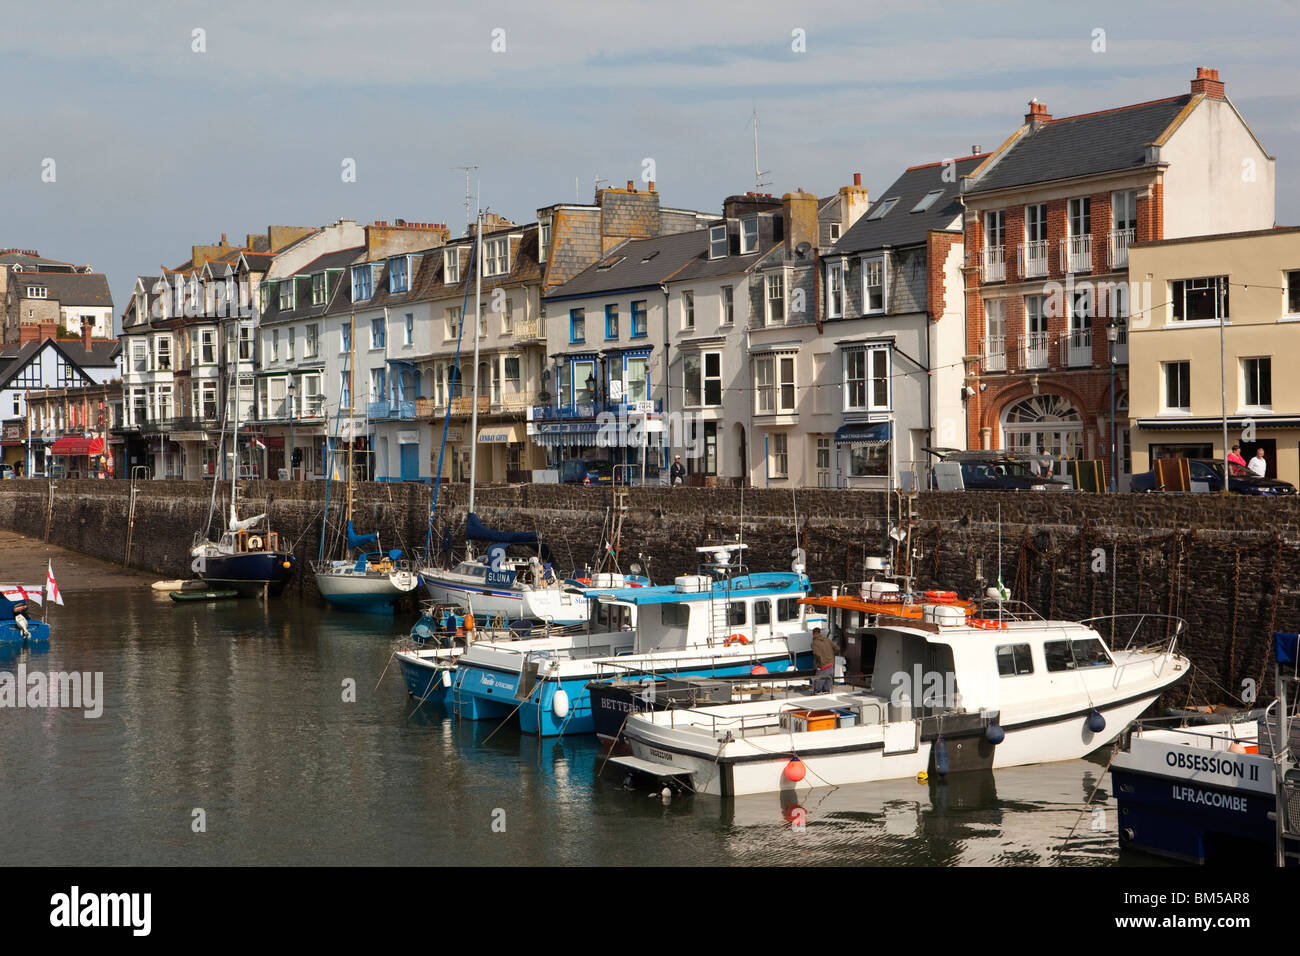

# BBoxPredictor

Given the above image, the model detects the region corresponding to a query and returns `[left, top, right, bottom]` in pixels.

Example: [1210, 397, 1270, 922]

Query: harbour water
[0, 567, 1155, 866]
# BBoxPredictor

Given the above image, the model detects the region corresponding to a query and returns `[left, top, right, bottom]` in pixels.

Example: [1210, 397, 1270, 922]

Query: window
[754, 600, 772, 626]
[867, 198, 898, 220]
[727, 601, 746, 626]
[844, 347, 889, 411]
[829, 223, 841, 241]
[478, 302, 488, 338]
[238, 325, 253, 360]
[625, 356, 648, 403]
[200, 329, 216, 365]
[371, 367, 386, 401]
[270, 329, 279, 362]
[340, 371, 351, 410]
[985, 210, 1005, 248]
[305, 324, 319, 358]
[341, 323, 351, 354]
[131, 340, 148, 373]
[721, 286, 734, 325]
[351, 265, 373, 301]
[765, 273, 785, 324]
[500, 297, 514, 333]
[1287, 271, 1300, 315]
[862, 256, 885, 313]
[446, 307, 461, 340]
[777, 597, 801, 622]
[1171, 276, 1229, 322]
[539, 222, 551, 264]
[569, 308, 585, 344]
[1026, 203, 1046, 243]
[1164, 361, 1190, 412]
[778, 355, 795, 412]
[709, 225, 727, 259]
[200, 381, 218, 420]
[404, 313, 414, 345]
[605, 304, 619, 340]
[371, 317, 385, 349]
[389, 256, 409, 293]
[26, 286, 48, 299]
[1068, 197, 1090, 237]
[740, 217, 759, 254]
[996, 644, 1034, 676]
[911, 189, 944, 213]
[484, 237, 509, 277]
[770, 433, 789, 477]
[1243, 357, 1272, 408]
[155, 335, 172, 371]
[572, 360, 596, 404]
[503, 356, 521, 392]
[827, 263, 845, 317]
[312, 273, 326, 305]
[848, 443, 887, 477]
[1044, 639, 1111, 672]
[1025, 294, 1047, 335]
[279, 281, 296, 311]
[631, 300, 648, 338]
[1112, 190, 1137, 232]
[702, 352, 722, 406]
[753, 355, 795, 414]
[444, 248, 460, 285]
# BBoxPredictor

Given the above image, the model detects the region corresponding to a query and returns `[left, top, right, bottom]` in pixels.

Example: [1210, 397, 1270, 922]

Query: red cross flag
[46, 560, 63, 605]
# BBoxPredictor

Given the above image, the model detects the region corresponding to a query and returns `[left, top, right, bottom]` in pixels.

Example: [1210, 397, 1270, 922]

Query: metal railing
[983, 335, 1007, 372]
[1021, 331, 1049, 369]
[981, 245, 1005, 283]
[1021, 239, 1049, 278]
[1061, 235, 1092, 274]
[1108, 228, 1134, 270]
[1063, 329, 1093, 367]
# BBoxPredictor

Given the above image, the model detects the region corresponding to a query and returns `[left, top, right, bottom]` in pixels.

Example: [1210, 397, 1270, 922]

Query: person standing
[810, 626, 834, 694]
[669, 455, 685, 487]
[1227, 443, 1247, 473]
[1248, 448, 1268, 478]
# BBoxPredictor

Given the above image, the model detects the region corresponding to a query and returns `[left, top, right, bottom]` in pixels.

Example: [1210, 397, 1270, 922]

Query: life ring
[724, 634, 750, 646]
[968, 618, 1007, 630]
[924, 590, 958, 602]
[247, 535, 263, 551]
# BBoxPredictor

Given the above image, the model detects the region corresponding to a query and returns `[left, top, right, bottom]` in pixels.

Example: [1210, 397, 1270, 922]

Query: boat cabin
[218, 529, 280, 554]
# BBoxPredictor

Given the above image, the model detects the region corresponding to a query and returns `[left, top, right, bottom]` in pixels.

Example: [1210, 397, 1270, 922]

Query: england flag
[46, 560, 63, 605]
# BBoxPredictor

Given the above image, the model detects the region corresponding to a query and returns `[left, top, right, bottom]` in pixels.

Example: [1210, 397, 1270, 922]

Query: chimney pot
[853, 173, 861, 186]
[627, 180, 634, 191]
[648, 180, 655, 192]
[1191, 66, 1225, 99]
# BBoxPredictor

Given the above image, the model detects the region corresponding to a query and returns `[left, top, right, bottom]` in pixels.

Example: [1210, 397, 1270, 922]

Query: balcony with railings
[508, 317, 544, 342]
[1060, 235, 1092, 274]
[1021, 332, 1049, 370]
[1114, 327, 1129, 365]
[529, 398, 664, 421]
[1062, 329, 1093, 368]
[982, 335, 1007, 372]
[1021, 240, 1049, 279]
[980, 246, 1006, 283]
[1108, 228, 1134, 270]
[367, 399, 417, 421]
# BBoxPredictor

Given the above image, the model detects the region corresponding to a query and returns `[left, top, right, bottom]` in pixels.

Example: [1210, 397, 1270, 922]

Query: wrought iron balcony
[1021, 240, 1049, 279]
[1021, 331, 1049, 370]
[982, 335, 1007, 372]
[1060, 235, 1092, 274]
[1063, 329, 1093, 368]
[981, 245, 1005, 283]
[1108, 228, 1134, 270]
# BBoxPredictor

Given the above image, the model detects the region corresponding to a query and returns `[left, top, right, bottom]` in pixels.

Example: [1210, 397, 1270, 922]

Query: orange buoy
[464, 612, 475, 632]
[924, 590, 958, 602]
[751, 664, 769, 675]
[784, 757, 806, 782]
[724, 634, 750, 646]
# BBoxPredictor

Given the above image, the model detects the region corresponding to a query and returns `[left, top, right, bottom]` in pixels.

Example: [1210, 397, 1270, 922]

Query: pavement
[0, 529, 153, 593]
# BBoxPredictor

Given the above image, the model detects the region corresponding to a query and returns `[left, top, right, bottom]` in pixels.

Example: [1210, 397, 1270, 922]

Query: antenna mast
[453, 165, 479, 232]
[752, 110, 771, 191]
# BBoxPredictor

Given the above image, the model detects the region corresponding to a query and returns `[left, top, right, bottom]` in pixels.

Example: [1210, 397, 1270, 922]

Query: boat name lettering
[1169, 784, 1248, 812]
[477, 672, 515, 691]
[601, 697, 631, 712]
[485, 569, 517, 588]
[1164, 749, 1245, 778]
[648, 748, 672, 761]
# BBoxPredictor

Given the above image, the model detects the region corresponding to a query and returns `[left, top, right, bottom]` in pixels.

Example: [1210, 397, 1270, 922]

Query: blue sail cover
[346, 521, 379, 552]
[1276, 633, 1299, 665]
[465, 512, 538, 547]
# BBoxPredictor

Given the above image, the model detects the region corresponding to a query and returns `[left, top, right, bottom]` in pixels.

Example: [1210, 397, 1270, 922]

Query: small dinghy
[169, 588, 240, 603]
[0, 581, 53, 645]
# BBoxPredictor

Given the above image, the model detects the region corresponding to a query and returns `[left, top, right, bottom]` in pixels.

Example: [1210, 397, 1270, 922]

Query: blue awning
[834, 422, 892, 447]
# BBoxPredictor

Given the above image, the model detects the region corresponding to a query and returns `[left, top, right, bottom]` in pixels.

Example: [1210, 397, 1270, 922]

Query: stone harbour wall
[2, 477, 1298, 706]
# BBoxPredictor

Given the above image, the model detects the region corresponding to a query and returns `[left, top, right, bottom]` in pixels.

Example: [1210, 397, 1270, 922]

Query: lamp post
[286, 378, 296, 481]
[1106, 320, 1119, 492]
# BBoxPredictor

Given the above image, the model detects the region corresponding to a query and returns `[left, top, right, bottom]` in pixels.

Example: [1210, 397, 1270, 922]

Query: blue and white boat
[0, 587, 50, 645]
[314, 522, 419, 614]
[400, 543, 819, 736]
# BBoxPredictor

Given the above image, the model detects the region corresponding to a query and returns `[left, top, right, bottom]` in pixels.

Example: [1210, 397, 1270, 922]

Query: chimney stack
[782, 189, 820, 259]
[1191, 66, 1225, 99]
[626, 180, 635, 191]
[82, 323, 92, 351]
[1025, 99, 1051, 127]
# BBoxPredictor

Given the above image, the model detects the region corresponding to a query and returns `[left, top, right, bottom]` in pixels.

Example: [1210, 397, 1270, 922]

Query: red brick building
[960, 68, 1274, 486]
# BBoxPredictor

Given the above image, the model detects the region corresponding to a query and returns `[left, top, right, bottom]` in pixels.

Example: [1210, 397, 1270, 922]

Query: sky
[3, 0, 1299, 324]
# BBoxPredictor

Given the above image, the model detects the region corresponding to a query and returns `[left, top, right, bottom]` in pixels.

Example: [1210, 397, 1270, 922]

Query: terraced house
[961, 67, 1275, 487]
[1, 249, 113, 344]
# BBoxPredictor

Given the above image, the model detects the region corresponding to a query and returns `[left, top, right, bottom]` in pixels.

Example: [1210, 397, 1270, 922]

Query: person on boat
[811, 626, 834, 694]
[669, 455, 685, 487]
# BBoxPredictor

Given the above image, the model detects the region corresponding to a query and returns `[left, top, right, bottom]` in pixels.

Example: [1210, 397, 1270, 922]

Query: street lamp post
[1106, 320, 1119, 492]
[287, 378, 297, 481]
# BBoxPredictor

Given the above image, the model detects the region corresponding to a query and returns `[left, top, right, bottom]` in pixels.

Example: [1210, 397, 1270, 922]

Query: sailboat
[190, 320, 296, 598]
[312, 313, 419, 613]
[416, 208, 642, 625]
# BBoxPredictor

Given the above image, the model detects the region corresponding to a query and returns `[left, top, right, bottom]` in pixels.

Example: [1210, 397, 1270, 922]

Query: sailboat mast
[467, 206, 483, 517]
[229, 318, 241, 528]
[346, 312, 355, 538]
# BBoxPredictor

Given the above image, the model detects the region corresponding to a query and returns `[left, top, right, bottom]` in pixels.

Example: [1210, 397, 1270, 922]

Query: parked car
[931, 450, 1069, 491]
[558, 459, 616, 485]
[1130, 459, 1296, 496]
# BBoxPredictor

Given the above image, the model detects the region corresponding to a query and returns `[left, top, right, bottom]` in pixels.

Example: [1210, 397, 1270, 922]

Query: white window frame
[483, 237, 509, 277]
[709, 225, 727, 259]
[740, 217, 758, 255]
[351, 265, 373, 302]
[683, 290, 695, 330]
[843, 346, 890, 412]
[446, 306, 461, 341]
[1162, 361, 1191, 413]
[199, 328, 216, 365]
[1241, 356, 1272, 410]
[444, 248, 461, 285]
[720, 285, 734, 325]
[305, 323, 319, 358]
[770, 432, 789, 478]
[538, 221, 551, 264]
[827, 262, 845, 318]
[389, 256, 409, 294]
[862, 255, 886, 314]
[312, 273, 326, 306]
[764, 273, 785, 325]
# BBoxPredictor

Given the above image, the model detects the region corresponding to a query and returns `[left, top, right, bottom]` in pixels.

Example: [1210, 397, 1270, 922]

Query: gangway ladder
[1270, 664, 1300, 867]
[124, 465, 149, 562]
[892, 488, 921, 580]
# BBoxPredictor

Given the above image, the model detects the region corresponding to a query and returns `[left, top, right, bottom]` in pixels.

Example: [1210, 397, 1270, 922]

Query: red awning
[49, 436, 105, 456]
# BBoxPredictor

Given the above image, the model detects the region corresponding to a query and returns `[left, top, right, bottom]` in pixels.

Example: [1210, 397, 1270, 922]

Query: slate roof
[16, 271, 113, 307]
[833, 155, 987, 255]
[0, 338, 119, 389]
[0, 252, 77, 270]
[967, 95, 1193, 195]
[545, 231, 711, 300]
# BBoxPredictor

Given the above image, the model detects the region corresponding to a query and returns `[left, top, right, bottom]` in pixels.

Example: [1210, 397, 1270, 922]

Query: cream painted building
[1128, 226, 1300, 485]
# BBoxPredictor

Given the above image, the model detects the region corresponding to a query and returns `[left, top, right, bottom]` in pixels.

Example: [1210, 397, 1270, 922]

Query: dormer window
[279, 280, 296, 311]
[389, 256, 409, 293]
[539, 221, 552, 263]
[26, 286, 48, 299]
[740, 217, 759, 254]
[709, 225, 727, 259]
[312, 273, 326, 305]
[352, 264, 373, 301]
[483, 237, 509, 277]
[444, 248, 461, 285]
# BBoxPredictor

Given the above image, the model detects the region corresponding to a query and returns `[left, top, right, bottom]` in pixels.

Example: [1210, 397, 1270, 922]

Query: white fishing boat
[618, 604, 1190, 796]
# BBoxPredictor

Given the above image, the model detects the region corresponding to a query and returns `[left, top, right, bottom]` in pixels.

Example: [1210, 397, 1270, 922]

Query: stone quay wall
[2, 477, 1298, 706]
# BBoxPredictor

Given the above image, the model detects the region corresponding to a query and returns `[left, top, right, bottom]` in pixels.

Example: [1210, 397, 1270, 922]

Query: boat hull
[395, 650, 455, 705]
[422, 574, 587, 624]
[316, 568, 417, 614]
[0, 619, 51, 645]
[198, 552, 295, 598]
